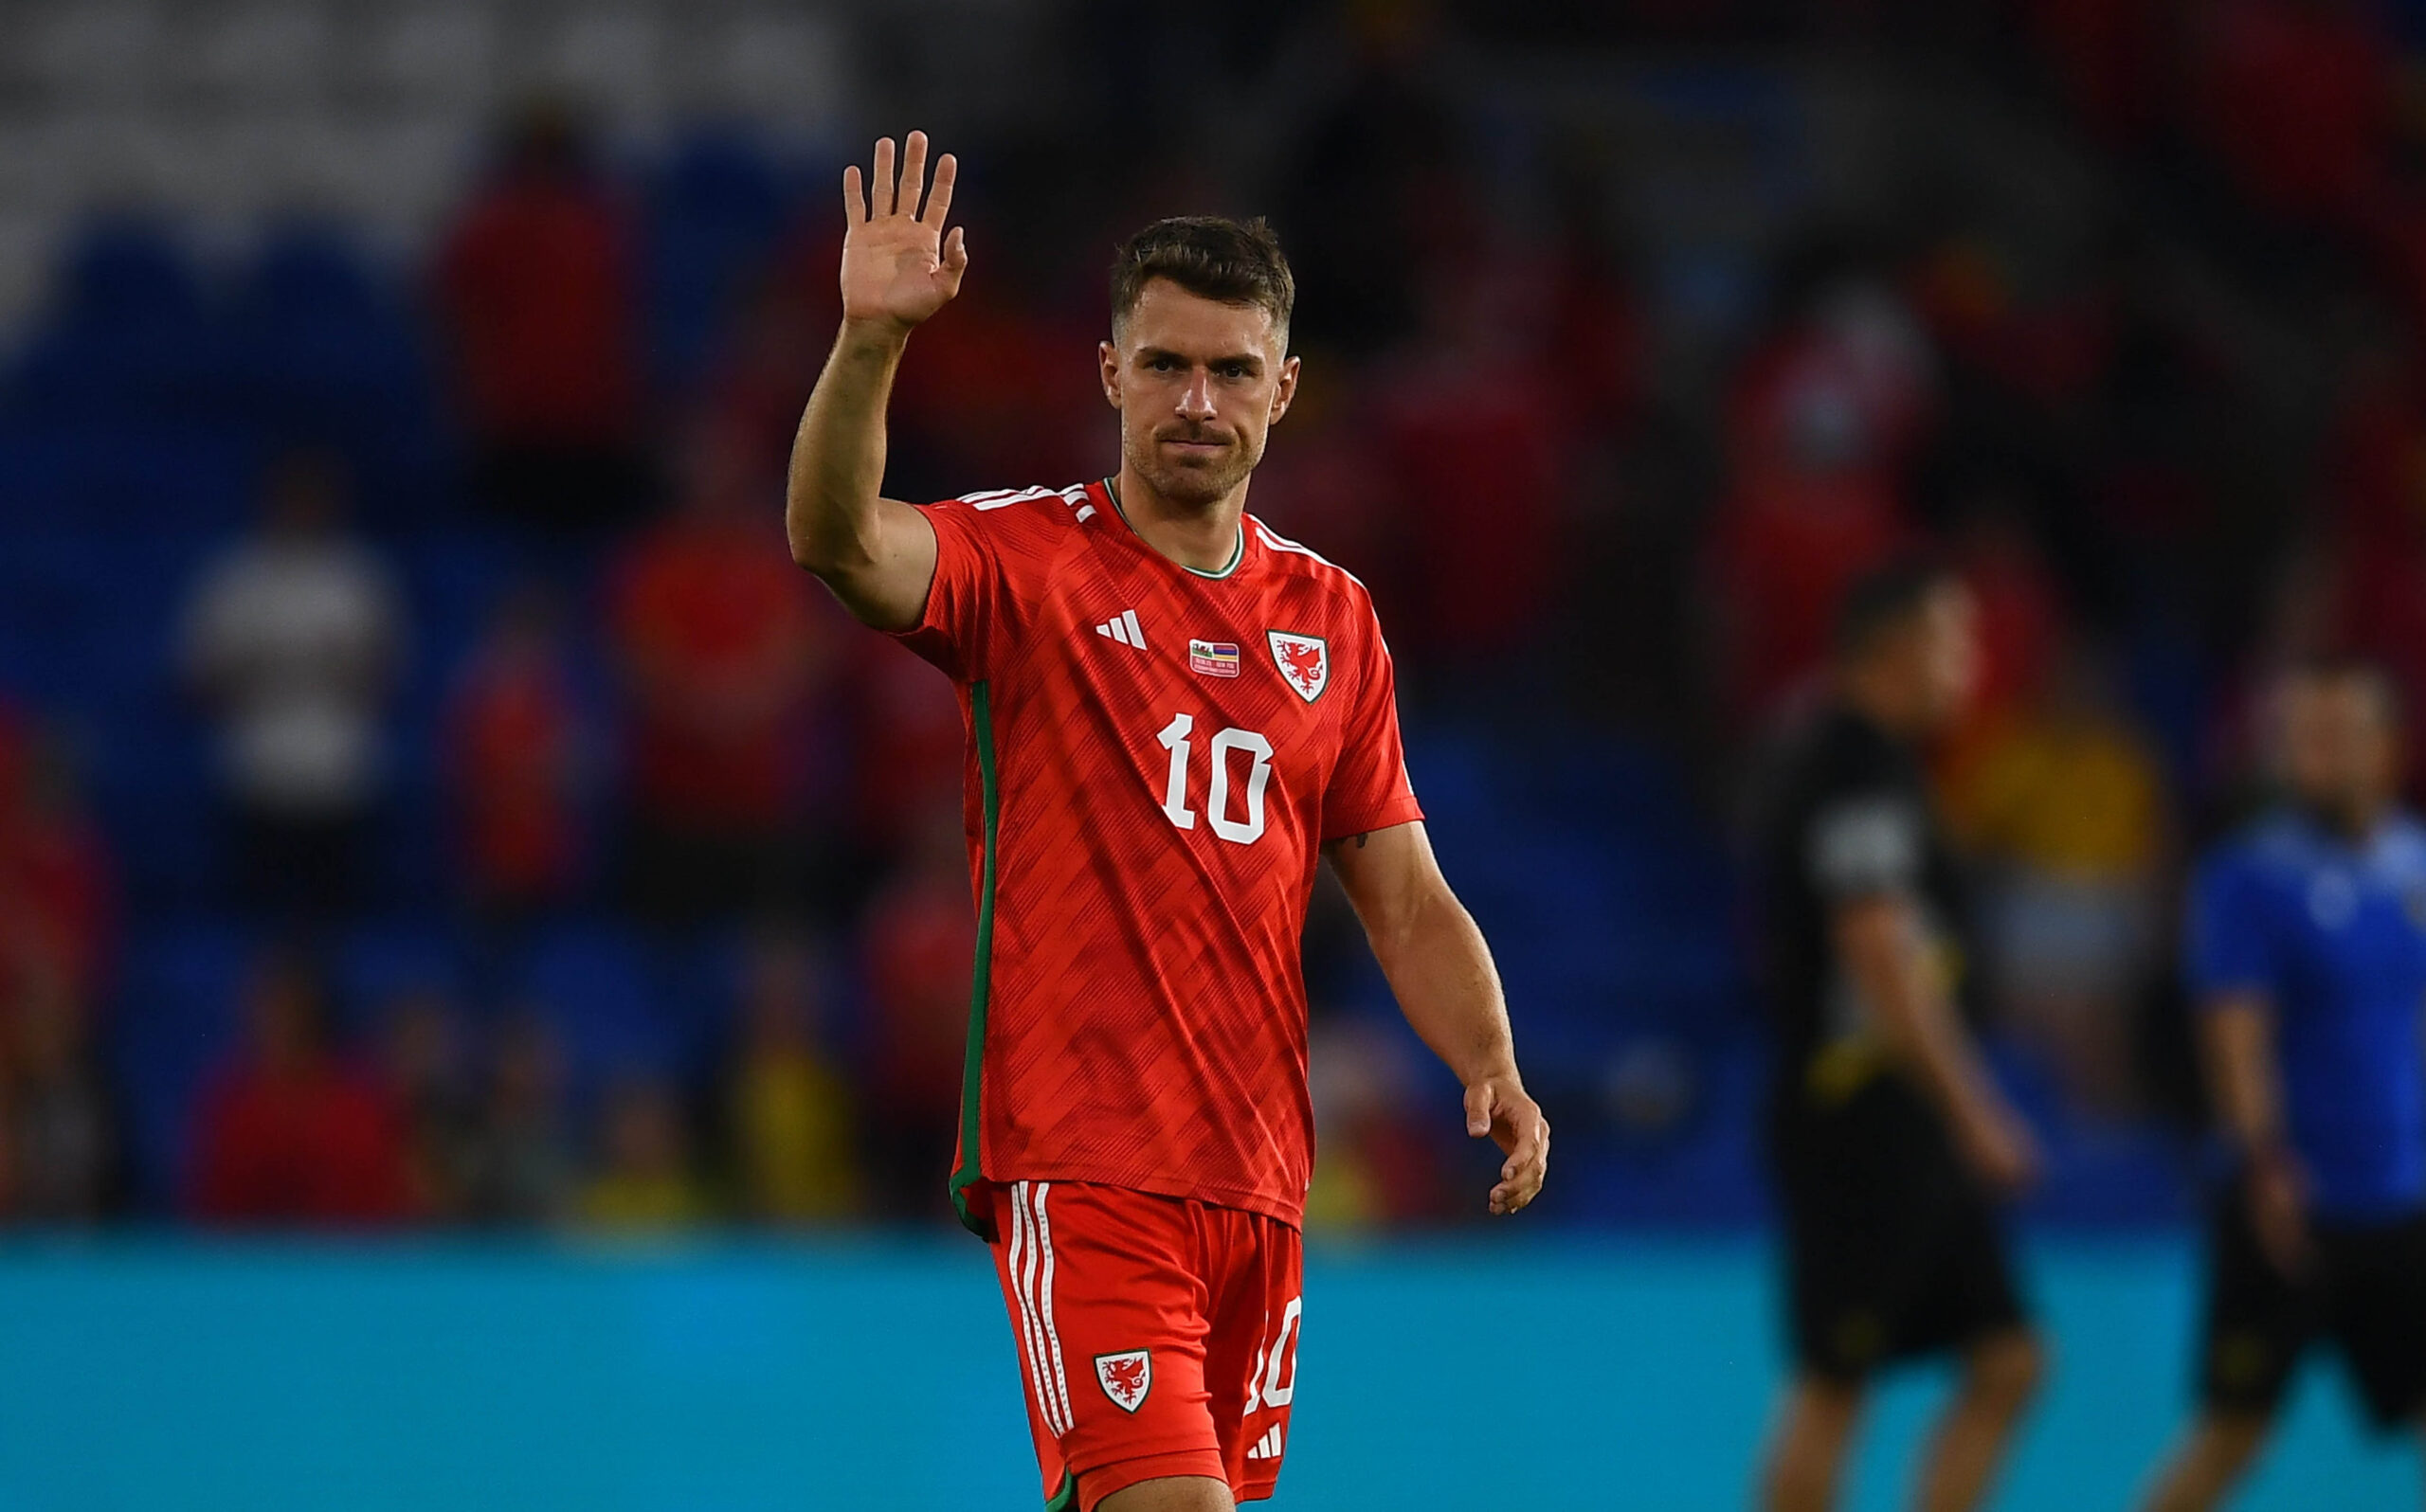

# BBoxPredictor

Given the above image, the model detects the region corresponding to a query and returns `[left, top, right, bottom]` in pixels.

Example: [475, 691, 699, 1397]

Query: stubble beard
[1127, 426, 1262, 511]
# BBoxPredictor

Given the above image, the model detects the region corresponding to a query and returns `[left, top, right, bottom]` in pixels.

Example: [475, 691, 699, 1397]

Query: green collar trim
[1104, 477, 1244, 580]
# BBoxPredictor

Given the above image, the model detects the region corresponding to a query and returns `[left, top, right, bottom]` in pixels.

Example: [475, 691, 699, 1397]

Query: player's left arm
[1326, 821, 1548, 1215]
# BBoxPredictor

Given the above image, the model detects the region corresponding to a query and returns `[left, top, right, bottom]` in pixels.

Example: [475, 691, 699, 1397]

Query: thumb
[1464, 1082, 1496, 1138]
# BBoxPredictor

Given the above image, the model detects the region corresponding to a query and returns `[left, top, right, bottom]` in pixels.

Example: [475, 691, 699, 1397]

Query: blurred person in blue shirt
[2143, 657, 2426, 1512]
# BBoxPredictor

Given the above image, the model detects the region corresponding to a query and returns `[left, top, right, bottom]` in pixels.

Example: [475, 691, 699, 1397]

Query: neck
[1111, 464, 1248, 575]
[2304, 793, 2391, 842]
[1838, 668, 1918, 743]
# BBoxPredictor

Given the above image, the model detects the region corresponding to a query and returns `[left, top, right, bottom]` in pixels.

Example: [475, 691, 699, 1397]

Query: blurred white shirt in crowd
[182, 533, 402, 815]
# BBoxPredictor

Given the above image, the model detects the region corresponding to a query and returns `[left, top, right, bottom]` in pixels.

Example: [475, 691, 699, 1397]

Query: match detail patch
[1188, 639, 1241, 677]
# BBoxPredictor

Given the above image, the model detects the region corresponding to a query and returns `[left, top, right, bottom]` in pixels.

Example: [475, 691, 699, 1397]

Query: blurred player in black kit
[1750, 559, 2047, 1512]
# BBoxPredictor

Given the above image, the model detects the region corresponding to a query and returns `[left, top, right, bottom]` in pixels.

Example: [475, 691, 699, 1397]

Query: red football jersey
[892, 478, 1422, 1234]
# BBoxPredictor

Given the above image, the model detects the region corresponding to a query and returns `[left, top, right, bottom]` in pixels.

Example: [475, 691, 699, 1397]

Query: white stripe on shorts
[1030, 1182, 1075, 1433]
[1008, 1181, 1067, 1435]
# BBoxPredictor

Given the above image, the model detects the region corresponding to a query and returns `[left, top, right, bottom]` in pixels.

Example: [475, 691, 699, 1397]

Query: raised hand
[840, 131, 967, 334]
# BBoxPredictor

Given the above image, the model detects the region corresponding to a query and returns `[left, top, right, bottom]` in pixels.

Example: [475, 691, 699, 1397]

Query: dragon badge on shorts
[1094, 1349, 1152, 1413]
[1266, 631, 1329, 703]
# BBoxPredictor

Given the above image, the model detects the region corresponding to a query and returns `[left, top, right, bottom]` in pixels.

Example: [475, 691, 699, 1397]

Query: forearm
[1836, 900, 2005, 1131]
[786, 319, 909, 576]
[2200, 1001, 2285, 1154]
[1367, 889, 1520, 1086]
[1868, 979, 2003, 1127]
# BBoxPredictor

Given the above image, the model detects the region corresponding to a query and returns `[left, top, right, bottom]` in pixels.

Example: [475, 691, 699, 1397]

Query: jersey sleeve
[1320, 597, 1424, 841]
[1804, 790, 1928, 903]
[888, 493, 1049, 683]
[2184, 849, 2279, 1004]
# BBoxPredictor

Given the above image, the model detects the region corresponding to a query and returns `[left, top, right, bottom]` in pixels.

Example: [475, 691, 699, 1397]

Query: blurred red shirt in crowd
[2026, 0, 2170, 145]
[1369, 261, 1566, 662]
[848, 642, 966, 854]
[608, 429, 830, 834]
[0, 705, 115, 1002]
[192, 958, 412, 1226]
[887, 278, 1104, 493]
[435, 110, 641, 450]
[2193, 0, 2390, 228]
[1713, 280, 1933, 718]
[860, 813, 979, 1131]
[443, 585, 584, 911]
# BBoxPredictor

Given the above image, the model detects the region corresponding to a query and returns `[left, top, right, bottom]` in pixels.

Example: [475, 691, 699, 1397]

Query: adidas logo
[1244, 1424, 1284, 1462]
[1094, 609, 1148, 649]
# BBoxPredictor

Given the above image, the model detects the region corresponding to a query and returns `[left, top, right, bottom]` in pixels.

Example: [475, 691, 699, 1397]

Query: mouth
[1159, 437, 1231, 459]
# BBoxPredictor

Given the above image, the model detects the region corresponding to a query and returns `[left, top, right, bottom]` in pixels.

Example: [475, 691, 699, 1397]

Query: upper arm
[866, 492, 1068, 680]
[2200, 988, 2274, 1048]
[809, 495, 940, 635]
[1832, 891, 1926, 1007]
[1325, 819, 1445, 939]
[2184, 853, 2280, 999]
[1319, 593, 1423, 842]
[2198, 987, 2279, 1113]
[1807, 789, 1931, 1009]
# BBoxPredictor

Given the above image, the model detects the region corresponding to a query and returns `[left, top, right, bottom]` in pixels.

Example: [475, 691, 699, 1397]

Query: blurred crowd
[7, 0, 2426, 1231]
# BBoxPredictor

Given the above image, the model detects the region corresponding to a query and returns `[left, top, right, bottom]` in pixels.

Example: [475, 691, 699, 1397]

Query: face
[1890, 582, 1982, 733]
[2281, 674, 2399, 822]
[1101, 278, 1298, 510]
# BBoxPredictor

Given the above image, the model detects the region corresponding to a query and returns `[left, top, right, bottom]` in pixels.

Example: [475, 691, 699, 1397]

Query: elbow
[782, 508, 845, 578]
[782, 487, 874, 580]
[785, 531, 828, 575]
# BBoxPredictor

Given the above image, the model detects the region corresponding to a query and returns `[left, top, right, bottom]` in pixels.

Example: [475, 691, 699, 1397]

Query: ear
[1268, 354, 1301, 426]
[1098, 339, 1122, 410]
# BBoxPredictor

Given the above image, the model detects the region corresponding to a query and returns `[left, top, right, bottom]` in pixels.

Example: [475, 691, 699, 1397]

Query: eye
[1147, 355, 1180, 372]
[1220, 362, 1253, 380]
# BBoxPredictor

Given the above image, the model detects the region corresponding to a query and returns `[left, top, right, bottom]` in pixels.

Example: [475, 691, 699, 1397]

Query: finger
[924, 152, 958, 227]
[1500, 1114, 1547, 1171]
[1495, 1153, 1548, 1206]
[901, 131, 930, 219]
[1502, 1125, 1549, 1184]
[1489, 1179, 1535, 1215]
[1463, 1083, 1495, 1138]
[873, 136, 896, 215]
[842, 164, 865, 222]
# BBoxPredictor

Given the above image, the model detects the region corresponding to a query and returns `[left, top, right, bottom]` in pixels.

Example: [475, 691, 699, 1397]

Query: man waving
[785, 133, 1548, 1512]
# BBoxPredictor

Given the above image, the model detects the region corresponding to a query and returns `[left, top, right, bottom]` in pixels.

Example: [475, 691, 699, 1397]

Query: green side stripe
[1042, 1474, 1078, 1512]
[948, 679, 1001, 1238]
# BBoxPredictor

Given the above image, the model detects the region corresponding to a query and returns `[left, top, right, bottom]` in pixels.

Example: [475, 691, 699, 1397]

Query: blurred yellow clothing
[1302, 1146, 1382, 1233]
[734, 1051, 859, 1221]
[1945, 710, 2163, 880]
[580, 1173, 709, 1231]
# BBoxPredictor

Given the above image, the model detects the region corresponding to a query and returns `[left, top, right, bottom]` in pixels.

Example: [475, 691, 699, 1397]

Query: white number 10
[1155, 712, 1273, 844]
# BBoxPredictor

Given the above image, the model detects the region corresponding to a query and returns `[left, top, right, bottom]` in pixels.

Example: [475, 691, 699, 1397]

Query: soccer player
[784, 133, 1549, 1512]
[2140, 658, 2426, 1512]
[1750, 560, 2048, 1512]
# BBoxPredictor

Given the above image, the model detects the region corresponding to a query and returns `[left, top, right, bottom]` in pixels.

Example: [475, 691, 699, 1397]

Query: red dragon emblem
[1095, 1349, 1152, 1413]
[1266, 631, 1329, 702]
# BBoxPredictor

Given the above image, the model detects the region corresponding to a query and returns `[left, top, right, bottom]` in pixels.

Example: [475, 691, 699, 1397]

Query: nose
[1177, 369, 1217, 422]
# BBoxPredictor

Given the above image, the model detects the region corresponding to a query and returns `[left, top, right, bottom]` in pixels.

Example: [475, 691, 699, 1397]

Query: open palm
[841, 132, 966, 333]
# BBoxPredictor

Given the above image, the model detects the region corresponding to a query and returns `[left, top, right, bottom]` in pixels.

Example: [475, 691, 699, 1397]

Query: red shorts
[987, 1180, 1303, 1511]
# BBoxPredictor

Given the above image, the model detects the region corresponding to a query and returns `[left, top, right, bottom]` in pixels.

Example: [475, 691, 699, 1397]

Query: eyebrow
[1135, 346, 1264, 372]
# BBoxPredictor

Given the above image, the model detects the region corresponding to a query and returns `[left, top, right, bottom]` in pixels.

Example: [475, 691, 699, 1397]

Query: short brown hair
[1833, 553, 1961, 659]
[1110, 216, 1295, 348]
